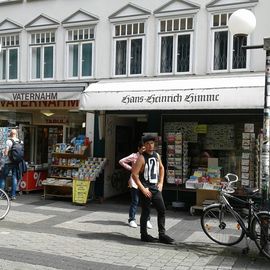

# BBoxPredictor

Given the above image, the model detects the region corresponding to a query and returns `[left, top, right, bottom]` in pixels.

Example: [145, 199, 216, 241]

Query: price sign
[72, 180, 91, 204]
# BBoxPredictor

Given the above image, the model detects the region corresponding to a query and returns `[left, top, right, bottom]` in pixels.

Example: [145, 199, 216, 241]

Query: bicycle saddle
[243, 187, 259, 197]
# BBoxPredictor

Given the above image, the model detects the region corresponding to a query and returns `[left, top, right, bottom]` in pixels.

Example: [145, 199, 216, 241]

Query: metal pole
[261, 47, 270, 209]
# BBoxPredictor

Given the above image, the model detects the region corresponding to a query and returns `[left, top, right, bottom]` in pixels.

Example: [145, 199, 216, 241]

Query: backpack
[8, 139, 24, 164]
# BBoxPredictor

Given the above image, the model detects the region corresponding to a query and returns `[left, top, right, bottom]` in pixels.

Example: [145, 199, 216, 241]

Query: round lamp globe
[228, 9, 256, 36]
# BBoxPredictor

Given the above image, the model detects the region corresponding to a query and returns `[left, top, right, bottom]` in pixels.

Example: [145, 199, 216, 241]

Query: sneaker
[129, 220, 138, 228]
[159, 234, 174, 244]
[147, 221, 153, 229]
[141, 234, 158, 243]
[11, 196, 16, 201]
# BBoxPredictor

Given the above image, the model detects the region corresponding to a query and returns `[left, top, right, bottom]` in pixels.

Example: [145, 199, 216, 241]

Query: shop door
[115, 126, 133, 168]
[36, 126, 63, 164]
[20, 124, 36, 163]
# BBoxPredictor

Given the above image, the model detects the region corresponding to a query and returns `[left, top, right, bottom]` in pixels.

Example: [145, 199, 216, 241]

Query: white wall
[0, 0, 269, 81]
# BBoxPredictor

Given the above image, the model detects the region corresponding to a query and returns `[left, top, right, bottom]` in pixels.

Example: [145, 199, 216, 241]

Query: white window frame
[0, 47, 20, 82]
[66, 41, 94, 79]
[112, 21, 146, 78]
[210, 13, 250, 73]
[0, 34, 20, 82]
[29, 31, 56, 81]
[29, 44, 55, 81]
[65, 27, 95, 80]
[157, 17, 194, 76]
[113, 36, 145, 77]
[158, 31, 193, 75]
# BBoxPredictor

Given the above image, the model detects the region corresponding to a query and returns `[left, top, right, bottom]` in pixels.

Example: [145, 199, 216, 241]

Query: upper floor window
[0, 34, 19, 81]
[211, 13, 248, 72]
[158, 17, 193, 75]
[66, 27, 95, 79]
[113, 22, 145, 77]
[30, 31, 55, 80]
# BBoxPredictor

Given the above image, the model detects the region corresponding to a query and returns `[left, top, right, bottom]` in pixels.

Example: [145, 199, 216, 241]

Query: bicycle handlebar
[223, 173, 239, 193]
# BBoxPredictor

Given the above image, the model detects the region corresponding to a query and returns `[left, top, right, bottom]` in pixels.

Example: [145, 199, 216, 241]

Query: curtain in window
[9, 48, 18, 80]
[160, 36, 173, 73]
[233, 35, 247, 69]
[68, 44, 78, 77]
[130, 39, 142, 75]
[82, 43, 92, 77]
[214, 31, 228, 70]
[115, 40, 127, 75]
[44, 46, 53, 78]
[0, 50, 6, 80]
[31, 47, 41, 79]
[177, 34, 190, 72]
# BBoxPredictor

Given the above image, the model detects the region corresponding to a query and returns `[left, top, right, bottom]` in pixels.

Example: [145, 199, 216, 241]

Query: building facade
[0, 0, 269, 198]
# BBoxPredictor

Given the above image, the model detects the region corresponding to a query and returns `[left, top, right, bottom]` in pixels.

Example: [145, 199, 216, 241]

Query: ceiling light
[41, 110, 55, 117]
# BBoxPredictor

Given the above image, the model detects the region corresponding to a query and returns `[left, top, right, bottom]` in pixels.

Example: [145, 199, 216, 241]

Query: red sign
[20, 170, 47, 191]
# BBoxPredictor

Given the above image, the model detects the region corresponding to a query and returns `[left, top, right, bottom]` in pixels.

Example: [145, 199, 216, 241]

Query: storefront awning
[0, 83, 88, 110]
[80, 74, 265, 111]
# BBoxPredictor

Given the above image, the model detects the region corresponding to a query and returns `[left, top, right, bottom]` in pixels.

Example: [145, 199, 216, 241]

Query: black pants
[139, 185, 166, 236]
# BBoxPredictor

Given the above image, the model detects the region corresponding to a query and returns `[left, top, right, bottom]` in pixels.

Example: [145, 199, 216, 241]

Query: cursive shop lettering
[184, 93, 219, 103]
[122, 95, 144, 104]
[121, 92, 220, 105]
[146, 94, 182, 104]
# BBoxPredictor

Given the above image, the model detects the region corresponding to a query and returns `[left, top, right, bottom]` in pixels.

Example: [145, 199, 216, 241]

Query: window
[159, 17, 193, 74]
[113, 22, 145, 76]
[211, 13, 247, 71]
[0, 34, 19, 81]
[66, 27, 94, 79]
[30, 32, 55, 80]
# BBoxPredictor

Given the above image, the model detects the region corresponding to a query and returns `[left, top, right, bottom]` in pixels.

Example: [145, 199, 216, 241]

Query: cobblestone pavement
[0, 193, 269, 270]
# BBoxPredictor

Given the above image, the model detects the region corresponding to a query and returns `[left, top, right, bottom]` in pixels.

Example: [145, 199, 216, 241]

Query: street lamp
[228, 9, 270, 209]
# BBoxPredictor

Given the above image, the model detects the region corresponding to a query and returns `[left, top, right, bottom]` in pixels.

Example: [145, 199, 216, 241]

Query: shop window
[66, 27, 95, 79]
[211, 13, 248, 72]
[158, 17, 193, 74]
[30, 32, 55, 80]
[113, 22, 145, 77]
[0, 34, 19, 81]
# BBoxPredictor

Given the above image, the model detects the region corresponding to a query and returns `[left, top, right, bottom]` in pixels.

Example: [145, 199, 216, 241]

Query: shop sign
[72, 180, 91, 204]
[80, 76, 264, 111]
[80, 87, 264, 110]
[195, 124, 207, 134]
[45, 116, 69, 124]
[0, 100, 79, 109]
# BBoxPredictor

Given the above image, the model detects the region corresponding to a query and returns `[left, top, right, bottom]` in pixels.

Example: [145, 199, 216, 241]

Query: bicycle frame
[217, 191, 260, 239]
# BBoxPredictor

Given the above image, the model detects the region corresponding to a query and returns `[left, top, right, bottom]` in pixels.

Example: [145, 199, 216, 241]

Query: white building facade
[0, 0, 269, 198]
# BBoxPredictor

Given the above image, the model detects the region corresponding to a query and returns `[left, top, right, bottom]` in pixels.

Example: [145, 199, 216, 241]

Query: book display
[43, 143, 106, 203]
[166, 132, 188, 185]
[240, 124, 256, 187]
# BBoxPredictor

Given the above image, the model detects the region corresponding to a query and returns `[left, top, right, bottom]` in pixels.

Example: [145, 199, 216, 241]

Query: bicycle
[201, 173, 270, 259]
[0, 188, 10, 220]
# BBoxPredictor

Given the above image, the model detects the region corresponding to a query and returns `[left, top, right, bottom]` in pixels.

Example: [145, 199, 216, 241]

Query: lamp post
[228, 9, 270, 209]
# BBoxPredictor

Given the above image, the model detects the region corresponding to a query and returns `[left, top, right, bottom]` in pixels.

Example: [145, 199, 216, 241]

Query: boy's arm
[157, 154, 165, 192]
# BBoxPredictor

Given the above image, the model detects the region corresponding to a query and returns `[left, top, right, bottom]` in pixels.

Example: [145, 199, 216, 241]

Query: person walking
[132, 134, 174, 244]
[0, 129, 24, 200]
[119, 141, 152, 229]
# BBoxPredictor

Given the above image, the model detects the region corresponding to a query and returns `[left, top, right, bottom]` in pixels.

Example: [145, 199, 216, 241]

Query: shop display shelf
[51, 165, 81, 169]
[52, 152, 87, 159]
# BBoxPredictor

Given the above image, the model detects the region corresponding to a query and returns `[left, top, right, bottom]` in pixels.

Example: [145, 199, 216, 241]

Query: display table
[42, 154, 106, 203]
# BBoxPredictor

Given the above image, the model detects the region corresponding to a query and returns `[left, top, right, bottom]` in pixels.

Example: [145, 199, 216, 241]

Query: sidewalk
[0, 192, 268, 270]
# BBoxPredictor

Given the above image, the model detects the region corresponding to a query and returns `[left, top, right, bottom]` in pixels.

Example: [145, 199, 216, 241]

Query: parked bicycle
[0, 188, 10, 219]
[201, 173, 270, 259]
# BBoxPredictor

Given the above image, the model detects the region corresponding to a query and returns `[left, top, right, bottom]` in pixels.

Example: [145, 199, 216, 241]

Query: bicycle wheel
[251, 212, 270, 259]
[201, 204, 245, 246]
[0, 189, 10, 220]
